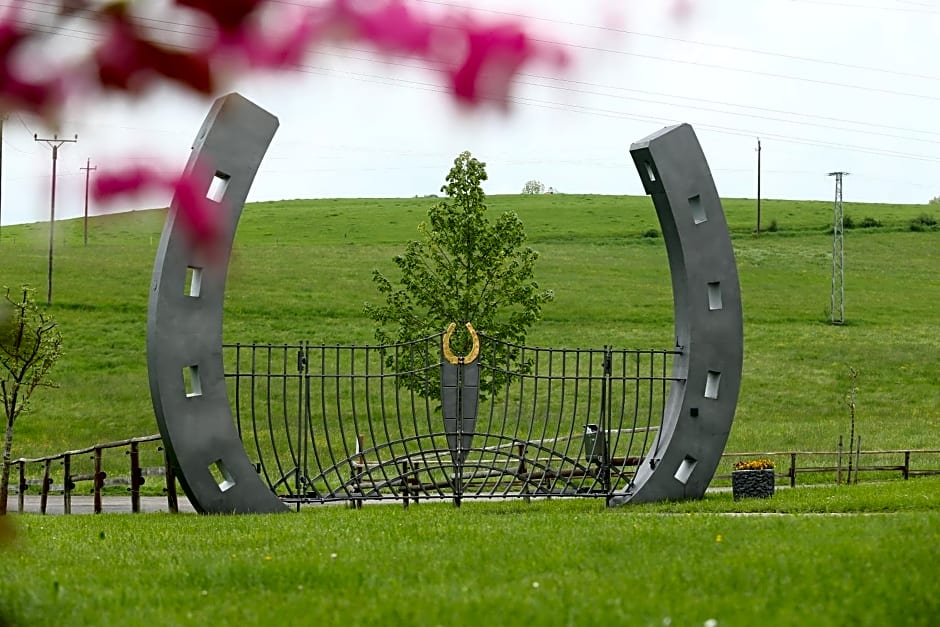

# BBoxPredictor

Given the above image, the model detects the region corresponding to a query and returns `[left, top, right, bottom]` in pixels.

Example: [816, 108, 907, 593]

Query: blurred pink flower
[94, 5, 215, 94]
[93, 163, 224, 256]
[0, 15, 63, 113]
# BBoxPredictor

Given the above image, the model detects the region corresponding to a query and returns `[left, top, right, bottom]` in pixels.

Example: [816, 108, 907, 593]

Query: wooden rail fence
[717, 449, 940, 487]
[9, 434, 178, 515]
[9, 436, 940, 514]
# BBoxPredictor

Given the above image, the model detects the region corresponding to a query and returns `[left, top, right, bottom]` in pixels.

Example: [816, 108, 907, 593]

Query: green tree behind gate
[365, 151, 553, 399]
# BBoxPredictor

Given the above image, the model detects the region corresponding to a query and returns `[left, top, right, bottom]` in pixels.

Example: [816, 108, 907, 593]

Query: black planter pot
[731, 469, 775, 500]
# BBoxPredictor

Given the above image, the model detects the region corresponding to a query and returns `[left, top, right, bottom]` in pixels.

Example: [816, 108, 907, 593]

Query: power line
[413, 0, 940, 81]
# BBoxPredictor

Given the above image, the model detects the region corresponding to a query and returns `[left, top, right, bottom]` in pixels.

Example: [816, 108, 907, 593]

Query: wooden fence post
[904, 451, 911, 480]
[17, 461, 25, 513]
[129, 441, 141, 514]
[162, 448, 179, 514]
[63, 454, 72, 515]
[39, 459, 51, 515]
[837, 435, 843, 485]
[93, 447, 104, 514]
[789, 452, 797, 488]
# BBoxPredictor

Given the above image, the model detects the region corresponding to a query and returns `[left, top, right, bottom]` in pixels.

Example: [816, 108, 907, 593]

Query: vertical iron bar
[296, 343, 305, 499]
[265, 345, 287, 489]
[234, 343, 242, 438]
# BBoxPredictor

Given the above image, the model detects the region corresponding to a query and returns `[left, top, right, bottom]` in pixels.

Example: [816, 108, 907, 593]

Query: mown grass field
[1, 193, 937, 460]
[2, 478, 939, 626]
[1, 194, 939, 626]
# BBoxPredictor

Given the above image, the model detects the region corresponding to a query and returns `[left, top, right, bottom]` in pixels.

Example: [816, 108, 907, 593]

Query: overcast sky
[2, 0, 939, 226]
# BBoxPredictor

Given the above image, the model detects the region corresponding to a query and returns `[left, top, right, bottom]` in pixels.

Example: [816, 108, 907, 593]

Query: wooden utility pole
[80, 158, 97, 246]
[34, 133, 78, 304]
[756, 138, 762, 235]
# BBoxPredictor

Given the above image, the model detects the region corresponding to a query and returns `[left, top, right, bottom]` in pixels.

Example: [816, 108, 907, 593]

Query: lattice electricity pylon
[829, 171, 848, 325]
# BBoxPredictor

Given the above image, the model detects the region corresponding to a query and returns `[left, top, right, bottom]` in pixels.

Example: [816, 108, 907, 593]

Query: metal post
[789, 452, 796, 488]
[33, 133, 78, 304]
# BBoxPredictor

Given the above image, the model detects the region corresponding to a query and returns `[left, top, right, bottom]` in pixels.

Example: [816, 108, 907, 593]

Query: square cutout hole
[674, 455, 697, 485]
[185, 266, 202, 298]
[209, 459, 236, 492]
[707, 282, 722, 310]
[183, 365, 202, 398]
[207, 171, 231, 203]
[704, 370, 721, 399]
[690, 194, 707, 224]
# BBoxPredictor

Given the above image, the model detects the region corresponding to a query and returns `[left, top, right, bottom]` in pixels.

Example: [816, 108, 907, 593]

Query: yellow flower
[733, 458, 774, 471]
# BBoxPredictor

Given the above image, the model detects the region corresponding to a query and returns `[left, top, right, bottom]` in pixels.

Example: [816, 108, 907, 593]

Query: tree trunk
[0, 418, 13, 516]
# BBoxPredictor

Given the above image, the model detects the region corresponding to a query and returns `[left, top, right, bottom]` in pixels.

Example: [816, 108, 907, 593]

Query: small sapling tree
[365, 151, 553, 399]
[0, 286, 62, 515]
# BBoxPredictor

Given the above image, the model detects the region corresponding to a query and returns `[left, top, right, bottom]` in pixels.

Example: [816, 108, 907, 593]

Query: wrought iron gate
[224, 331, 682, 506]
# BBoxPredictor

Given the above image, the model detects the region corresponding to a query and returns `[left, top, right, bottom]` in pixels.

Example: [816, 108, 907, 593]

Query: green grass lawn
[1, 194, 938, 626]
[0, 193, 937, 462]
[2, 478, 939, 626]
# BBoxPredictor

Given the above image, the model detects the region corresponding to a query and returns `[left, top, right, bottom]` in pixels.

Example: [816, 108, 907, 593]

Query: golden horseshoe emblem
[442, 322, 480, 365]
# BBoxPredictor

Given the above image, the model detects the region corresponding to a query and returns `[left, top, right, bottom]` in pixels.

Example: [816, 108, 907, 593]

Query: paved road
[6, 494, 197, 515]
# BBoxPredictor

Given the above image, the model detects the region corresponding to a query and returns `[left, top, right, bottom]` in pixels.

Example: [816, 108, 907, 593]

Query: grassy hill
[0, 193, 938, 457]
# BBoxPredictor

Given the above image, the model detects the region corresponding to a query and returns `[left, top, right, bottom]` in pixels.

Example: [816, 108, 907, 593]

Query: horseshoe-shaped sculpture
[610, 123, 743, 505]
[147, 93, 287, 513]
[148, 94, 742, 513]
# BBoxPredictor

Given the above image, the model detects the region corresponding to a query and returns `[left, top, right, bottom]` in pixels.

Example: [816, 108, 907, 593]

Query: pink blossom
[0, 16, 63, 113]
[93, 164, 224, 256]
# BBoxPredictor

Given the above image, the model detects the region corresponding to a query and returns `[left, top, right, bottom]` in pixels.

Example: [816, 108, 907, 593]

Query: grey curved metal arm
[610, 123, 743, 505]
[147, 93, 288, 514]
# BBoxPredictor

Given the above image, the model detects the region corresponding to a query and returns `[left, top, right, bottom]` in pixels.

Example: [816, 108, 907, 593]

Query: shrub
[843, 214, 855, 229]
[641, 228, 660, 238]
[909, 213, 937, 231]
[766, 219, 779, 232]
[859, 216, 882, 228]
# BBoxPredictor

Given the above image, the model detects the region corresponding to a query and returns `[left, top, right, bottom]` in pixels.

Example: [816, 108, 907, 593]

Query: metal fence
[224, 334, 681, 505]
